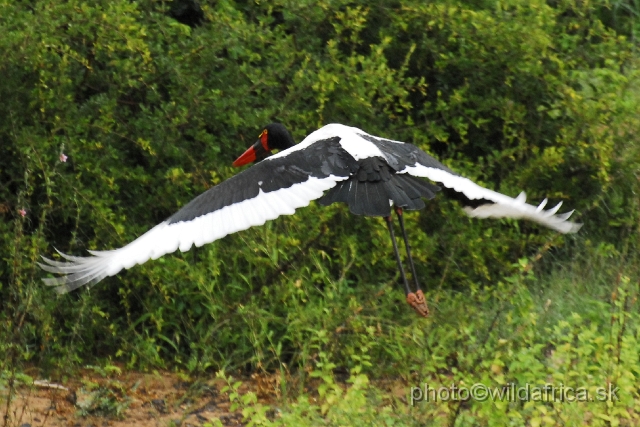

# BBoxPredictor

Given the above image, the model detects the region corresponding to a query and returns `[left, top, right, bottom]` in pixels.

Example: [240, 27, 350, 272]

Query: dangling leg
[384, 216, 411, 296]
[395, 207, 420, 291]
[395, 207, 429, 317]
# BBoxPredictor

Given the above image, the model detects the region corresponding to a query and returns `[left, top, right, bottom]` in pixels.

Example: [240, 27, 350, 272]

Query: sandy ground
[3, 369, 410, 426]
[1, 370, 255, 427]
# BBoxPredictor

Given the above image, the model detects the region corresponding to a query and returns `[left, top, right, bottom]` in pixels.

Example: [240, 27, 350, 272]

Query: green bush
[1, 0, 638, 392]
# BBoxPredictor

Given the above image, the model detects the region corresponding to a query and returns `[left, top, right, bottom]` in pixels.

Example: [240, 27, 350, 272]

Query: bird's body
[40, 123, 582, 315]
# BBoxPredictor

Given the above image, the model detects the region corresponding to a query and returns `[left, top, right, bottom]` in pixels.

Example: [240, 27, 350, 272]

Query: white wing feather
[39, 176, 343, 293]
[402, 165, 582, 234]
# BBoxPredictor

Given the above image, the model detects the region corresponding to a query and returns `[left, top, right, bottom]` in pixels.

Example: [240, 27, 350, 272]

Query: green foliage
[1, 0, 640, 424]
[203, 247, 640, 426]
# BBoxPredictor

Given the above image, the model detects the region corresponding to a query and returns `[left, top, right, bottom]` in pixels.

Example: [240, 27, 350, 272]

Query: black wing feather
[169, 137, 357, 224]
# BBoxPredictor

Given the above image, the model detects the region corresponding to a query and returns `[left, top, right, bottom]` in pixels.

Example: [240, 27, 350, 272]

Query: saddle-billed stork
[40, 123, 582, 317]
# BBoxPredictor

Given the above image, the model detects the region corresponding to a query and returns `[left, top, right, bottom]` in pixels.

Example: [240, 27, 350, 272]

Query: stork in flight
[40, 123, 582, 317]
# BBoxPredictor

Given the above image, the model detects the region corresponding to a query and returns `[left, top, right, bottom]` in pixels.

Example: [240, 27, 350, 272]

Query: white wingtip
[547, 201, 563, 215]
[464, 202, 582, 233]
[536, 198, 548, 212]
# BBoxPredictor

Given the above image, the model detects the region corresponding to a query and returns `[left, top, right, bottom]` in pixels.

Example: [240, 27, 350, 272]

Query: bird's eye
[259, 129, 270, 151]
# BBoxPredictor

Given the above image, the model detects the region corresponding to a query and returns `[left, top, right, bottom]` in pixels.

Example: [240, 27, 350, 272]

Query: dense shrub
[1, 0, 638, 383]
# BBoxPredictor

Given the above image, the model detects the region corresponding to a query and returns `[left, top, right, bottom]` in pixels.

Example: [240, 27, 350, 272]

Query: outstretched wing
[360, 133, 582, 234]
[40, 137, 358, 293]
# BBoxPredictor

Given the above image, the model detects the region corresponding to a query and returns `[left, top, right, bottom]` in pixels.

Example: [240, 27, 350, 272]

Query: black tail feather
[318, 180, 351, 206]
[317, 169, 440, 216]
[394, 174, 440, 201]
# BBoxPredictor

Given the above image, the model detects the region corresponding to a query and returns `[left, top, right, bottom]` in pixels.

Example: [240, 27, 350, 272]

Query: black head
[263, 123, 295, 151]
[233, 123, 296, 167]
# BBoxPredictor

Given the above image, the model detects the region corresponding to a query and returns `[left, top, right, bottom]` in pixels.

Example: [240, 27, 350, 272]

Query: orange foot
[406, 290, 429, 317]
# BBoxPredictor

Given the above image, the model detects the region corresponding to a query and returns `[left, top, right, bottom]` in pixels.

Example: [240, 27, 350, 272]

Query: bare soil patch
[2, 370, 257, 427]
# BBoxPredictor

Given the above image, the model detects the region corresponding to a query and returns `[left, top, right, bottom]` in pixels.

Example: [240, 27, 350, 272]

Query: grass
[2, 237, 639, 426]
[212, 239, 640, 426]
